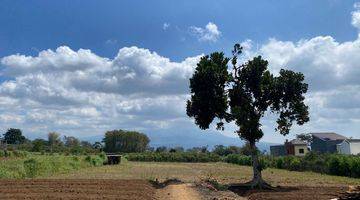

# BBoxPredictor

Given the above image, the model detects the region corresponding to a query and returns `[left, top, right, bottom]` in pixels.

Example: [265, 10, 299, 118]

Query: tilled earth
[230, 186, 347, 200]
[0, 179, 351, 200]
[0, 179, 156, 200]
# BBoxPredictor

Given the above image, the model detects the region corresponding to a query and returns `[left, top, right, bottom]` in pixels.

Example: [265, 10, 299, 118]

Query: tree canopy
[103, 130, 150, 153]
[186, 44, 309, 188]
[3, 128, 26, 144]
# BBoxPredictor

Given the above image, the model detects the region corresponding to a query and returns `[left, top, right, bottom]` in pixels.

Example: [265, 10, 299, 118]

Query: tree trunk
[249, 142, 271, 189]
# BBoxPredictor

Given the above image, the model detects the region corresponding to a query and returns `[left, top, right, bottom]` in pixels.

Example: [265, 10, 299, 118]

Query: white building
[337, 139, 360, 155]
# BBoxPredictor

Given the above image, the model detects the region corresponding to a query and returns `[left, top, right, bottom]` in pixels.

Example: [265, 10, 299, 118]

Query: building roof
[289, 139, 307, 145]
[347, 139, 360, 143]
[310, 132, 347, 141]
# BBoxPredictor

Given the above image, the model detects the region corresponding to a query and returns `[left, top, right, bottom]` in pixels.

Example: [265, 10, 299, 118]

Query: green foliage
[126, 152, 222, 163]
[24, 158, 40, 178]
[0, 150, 28, 158]
[64, 136, 80, 147]
[186, 44, 309, 183]
[225, 154, 252, 166]
[3, 128, 26, 144]
[103, 130, 150, 153]
[0, 153, 107, 178]
[186, 52, 230, 130]
[225, 153, 360, 178]
[187, 44, 309, 143]
[31, 139, 48, 152]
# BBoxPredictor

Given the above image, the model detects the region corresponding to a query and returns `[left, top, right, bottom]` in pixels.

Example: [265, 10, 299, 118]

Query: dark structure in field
[106, 154, 121, 165]
[310, 132, 347, 153]
[270, 145, 286, 156]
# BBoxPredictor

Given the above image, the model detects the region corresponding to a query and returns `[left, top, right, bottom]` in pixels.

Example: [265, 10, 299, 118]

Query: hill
[82, 129, 275, 152]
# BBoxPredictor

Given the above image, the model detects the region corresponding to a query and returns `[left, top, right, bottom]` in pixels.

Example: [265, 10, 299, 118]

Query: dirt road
[156, 183, 202, 200]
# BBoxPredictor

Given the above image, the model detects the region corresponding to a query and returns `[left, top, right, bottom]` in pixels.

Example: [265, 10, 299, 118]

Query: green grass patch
[0, 153, 106, 178]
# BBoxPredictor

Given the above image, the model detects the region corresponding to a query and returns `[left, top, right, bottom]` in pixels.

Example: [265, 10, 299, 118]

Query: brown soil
[156, 183, 202, 200]
[0, 178, 351, 200]
[229, 185, 348, 200]
[0, 179, 156, 200]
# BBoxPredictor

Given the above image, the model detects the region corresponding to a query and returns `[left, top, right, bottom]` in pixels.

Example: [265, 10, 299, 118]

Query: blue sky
[1, 0, 360, 143]
[0, 0, 358, 60]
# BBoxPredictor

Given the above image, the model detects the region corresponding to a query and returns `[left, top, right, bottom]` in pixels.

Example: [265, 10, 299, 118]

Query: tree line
[0, 128, 102, 154]
[1, 128, 259, 156]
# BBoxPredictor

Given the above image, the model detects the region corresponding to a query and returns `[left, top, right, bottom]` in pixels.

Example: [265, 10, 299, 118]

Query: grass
[0, 154, 105, 178]
[48, 161, 360, 187]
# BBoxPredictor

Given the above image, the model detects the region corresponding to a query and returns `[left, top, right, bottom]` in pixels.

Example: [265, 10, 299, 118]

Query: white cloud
[163, 23, 170, 31]
[352, 3, 360, 30]
[0, 46, 201, 138]
[2, 5, 360, 142]
[189, 22, 221, 42]
[241, 6, 360, 141]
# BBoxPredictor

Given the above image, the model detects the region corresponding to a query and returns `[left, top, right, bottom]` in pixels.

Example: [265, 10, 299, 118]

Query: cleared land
[1, 161, 359, 199]
[50, 161, 360, 186]
[0, 179, 155, 200]
[48, 161, 360, 200]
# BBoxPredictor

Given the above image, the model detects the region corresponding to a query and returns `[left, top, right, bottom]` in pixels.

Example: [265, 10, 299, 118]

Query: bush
[24, 158, 40, 178]
[289, 158, 301, 171]
[224, 152, 360, 179]
[126, 152, 222, 163]
[84, 154, 107, 166]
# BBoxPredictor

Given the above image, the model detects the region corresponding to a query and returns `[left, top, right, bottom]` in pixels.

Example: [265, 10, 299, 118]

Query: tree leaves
[186, 52, 230, 129]
[187, 44, 309, 142]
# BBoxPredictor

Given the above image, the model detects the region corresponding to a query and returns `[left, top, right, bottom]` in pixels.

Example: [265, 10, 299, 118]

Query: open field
[43, 161, 360, 200]
[49, 161, 360, 187]
[0, 161, 359, 199]
[0, 179, 155, 200]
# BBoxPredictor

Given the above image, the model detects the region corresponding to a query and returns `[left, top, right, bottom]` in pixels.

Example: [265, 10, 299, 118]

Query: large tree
[186, 44, 309, 188]
[3, 128, 26, 144]
[103, 130, 150, 153]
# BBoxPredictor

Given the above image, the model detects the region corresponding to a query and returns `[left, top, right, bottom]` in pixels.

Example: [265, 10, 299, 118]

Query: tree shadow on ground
[227, 184, 299, 197]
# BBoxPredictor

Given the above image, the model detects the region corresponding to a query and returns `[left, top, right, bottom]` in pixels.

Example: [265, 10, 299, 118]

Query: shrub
[289, 158, 301, 171]
[126, 152, 222, 163]
[24, 158, 40, 178]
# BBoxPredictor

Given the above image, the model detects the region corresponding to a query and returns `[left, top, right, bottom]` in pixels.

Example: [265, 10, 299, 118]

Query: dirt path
[156, 183, 202, 200]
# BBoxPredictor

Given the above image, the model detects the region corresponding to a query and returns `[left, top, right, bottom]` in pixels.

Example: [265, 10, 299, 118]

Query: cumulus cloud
[189, 22, 221, 42]
[0, 46, 201, 138]
[2, 4, 360, 142]
[242, 3, 360, 140]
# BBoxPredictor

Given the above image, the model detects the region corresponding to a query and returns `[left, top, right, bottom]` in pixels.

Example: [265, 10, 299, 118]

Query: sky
[0, 0, 360, 143]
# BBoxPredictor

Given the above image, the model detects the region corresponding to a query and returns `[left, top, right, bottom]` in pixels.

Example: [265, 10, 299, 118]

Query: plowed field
[0, 179, 155, 200]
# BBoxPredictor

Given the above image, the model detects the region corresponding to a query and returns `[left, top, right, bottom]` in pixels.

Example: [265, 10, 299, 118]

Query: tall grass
[0, 152, 107, 178]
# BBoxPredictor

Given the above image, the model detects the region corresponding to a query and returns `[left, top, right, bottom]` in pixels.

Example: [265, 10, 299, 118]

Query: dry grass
[48, 161, 360, 187]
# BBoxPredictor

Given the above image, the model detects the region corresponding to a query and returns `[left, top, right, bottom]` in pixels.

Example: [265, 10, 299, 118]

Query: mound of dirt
[0, 179, 155, 200]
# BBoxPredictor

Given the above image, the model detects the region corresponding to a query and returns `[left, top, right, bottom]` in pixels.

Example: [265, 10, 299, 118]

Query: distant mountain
[81, 129, 276, 152]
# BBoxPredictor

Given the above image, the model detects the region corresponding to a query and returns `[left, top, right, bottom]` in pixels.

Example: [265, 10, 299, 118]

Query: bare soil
[229, 185, 348, 200]
[2, 162, 357, 200]
[156, 183, 202, 200]
[0, 179, 156, 200]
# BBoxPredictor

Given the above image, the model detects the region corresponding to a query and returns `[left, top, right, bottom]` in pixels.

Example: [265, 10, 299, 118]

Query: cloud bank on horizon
[1, 3, 360, 142]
